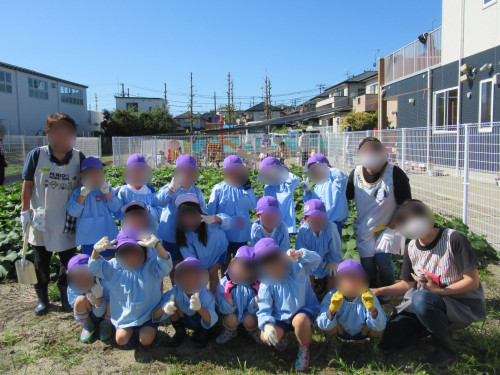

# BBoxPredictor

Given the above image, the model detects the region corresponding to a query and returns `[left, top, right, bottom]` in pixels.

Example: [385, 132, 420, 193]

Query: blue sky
[2, 0, 441, 115]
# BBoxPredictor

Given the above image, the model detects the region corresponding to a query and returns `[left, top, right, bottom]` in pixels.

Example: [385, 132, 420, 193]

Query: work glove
[20, 210, 31, 233]
[263, 323, 279, 346]
[300, 178, 311, 193]
[168, 177, 182, 193]
[329, 291, 344, 313]
[375, 227, 396, 254]
[80, 186, 91, 197]
[361, 290, 376, 310]
[86, 279, 104, 305]
[325, 262, 339, 276]
[224, 280, 236, 300]
[138, 234, 160, 248]
[163, 295, 177, 316]
[287, 249, 302, 262]
[200, 215, 217, 225]
[93, 236, 117, 253]
[99, 181, 111, 194]
[189, 292, 201, 311]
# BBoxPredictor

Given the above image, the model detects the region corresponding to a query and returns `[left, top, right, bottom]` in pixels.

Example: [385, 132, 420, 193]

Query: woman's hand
[411, 273, 443, 294]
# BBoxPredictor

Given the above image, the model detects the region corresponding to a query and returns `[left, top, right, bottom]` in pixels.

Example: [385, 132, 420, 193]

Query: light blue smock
[152, 285, 218, 329]
[250, 220, 290, 251]
[216, 276, 259, 323]
[263, 172, 300, 233]
[180, 223, 229, 269]
[257, 249, 321, 330]
[67, 278, 110, 318]
[88, 253, 173, 328]
[295, 221, 342, 278]
[316, 289, 386, 336]
[303, 168, 349, 225]
[67, 187, 121, 246]
[207, 182, 257, 243]
[154, 185, 207, 243]
[115, 184, 162, 221]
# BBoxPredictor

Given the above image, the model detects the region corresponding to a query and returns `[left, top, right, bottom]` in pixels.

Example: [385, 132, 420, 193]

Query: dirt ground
[0, 265, 498, 375]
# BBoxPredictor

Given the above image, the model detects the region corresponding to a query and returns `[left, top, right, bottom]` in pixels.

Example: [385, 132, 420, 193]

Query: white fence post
[462, 123, 470, 225]
[21, 135, 26, 161]
[401, 128, 407, 172]
[118, 137, 121, 166]
[154, 136, 158, 168]
[190, 135, 193, 156]
[253, 136, 257, 169]
[112, 137, 116, 166]
[342, 132, 347, 173]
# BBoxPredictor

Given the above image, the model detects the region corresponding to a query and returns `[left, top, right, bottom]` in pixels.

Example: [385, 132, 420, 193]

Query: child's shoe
[80, 322, 95, 343]
[119, 339, 134, 350]
[247, 328, 262, 344]
[99, 321, 112, 341]
[168, 321, 186, 348]
[192, 328, 211, 348]
[215, 328, 238, 344]
[295, 344, 310, 371]
[275, 338, 287, 351]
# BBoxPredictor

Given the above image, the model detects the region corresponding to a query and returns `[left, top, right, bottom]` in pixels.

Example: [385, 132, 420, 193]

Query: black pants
[301, 151, 308, 166]
[0, 166, 4, 186]
[33, 246, 76, 289]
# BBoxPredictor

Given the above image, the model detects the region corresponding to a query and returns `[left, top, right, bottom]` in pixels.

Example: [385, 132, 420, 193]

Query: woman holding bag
[20, 113, 86, 315]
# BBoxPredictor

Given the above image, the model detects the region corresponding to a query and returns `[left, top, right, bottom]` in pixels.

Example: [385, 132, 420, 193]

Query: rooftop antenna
[316, 84, 325, 93]
[373, 49, 380, 68]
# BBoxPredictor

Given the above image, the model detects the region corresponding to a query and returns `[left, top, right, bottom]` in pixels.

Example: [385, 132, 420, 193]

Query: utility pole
[121, 83, 125, 97]
[227, 72, 234, 125]
[316, 84, 325, 93]
[214, 91, 216, 114]
[189, 72, 194, 133]
[94, 93, 98, 111]
[164, 83, 168, 108]
[264, 74, 272, 121]
[127, 88, 129, 97]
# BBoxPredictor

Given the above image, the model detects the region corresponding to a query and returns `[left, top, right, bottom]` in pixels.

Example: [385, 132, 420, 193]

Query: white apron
[353, 163, 397, 258]
[28, 146, 80, 252]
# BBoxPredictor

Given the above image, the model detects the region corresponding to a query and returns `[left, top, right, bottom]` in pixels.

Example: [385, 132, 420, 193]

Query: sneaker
[80, 322, 95, 343]
[99, 321, 112, 341]
[275, 338, 287, 351]
[119, 339, 134, 350]
[168, 322, 186, 348]
[215, 328, 238, 344]
[247, 328, 262, 344]
[192, 329, 211, 349]
[295, 344, 310, 371]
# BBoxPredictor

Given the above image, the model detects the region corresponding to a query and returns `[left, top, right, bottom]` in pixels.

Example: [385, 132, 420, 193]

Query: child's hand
[224, 280, 236, 300]
[325, 262, 339, 276]
[200, 215, 217, 225]
[361, 290, 376, 311]
[189, 292, 201, 311]
[163, 295, 177, 315]
[168, 177, 182, 193]
[80, 186, 91, 197]
[263, 323, 278, 346]
[138, 234, 160, 248]
[99, 181, 111, 194]
[300, 178, 310, 193]
[329, 291, 344, 312]
[86, 279, 103, 305]
[286, 249, 302, 261]
[93, 237, 117, 253]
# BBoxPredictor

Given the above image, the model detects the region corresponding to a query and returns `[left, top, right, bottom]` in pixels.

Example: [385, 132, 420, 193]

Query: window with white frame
[479, 79, 494, 130]
[0, 71, 12, 93]
[28, 78, 48, 99]
[483, 0, 496, 9]
[433, 87, 458, 131]
[126, 103, 138, 112]
[60, 85, 83, 105]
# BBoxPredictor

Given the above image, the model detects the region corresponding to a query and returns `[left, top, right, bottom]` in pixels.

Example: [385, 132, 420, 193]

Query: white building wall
[115, 97, 166, 112]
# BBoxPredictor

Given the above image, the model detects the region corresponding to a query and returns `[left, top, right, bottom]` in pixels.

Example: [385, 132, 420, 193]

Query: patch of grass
[36, 337, 84, 368]
[0, 350, 36, 373]
[0, 332, 23, 347]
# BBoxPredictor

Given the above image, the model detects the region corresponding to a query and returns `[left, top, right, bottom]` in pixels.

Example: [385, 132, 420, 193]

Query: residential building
[115, 96, 167, 113]
[379, 0, 500, 131]
[242, 102, 282, 122]
[0, 61, 91, 135]
[173, 112, 205, 130]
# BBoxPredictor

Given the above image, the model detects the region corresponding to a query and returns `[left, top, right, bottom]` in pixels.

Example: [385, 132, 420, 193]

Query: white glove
[300, 178, 310, 193]
[263, 323, 279, 346]
[100, 181, 110, 194]
[287, 249, 303, 262]
[20, 210, 31, 233]
[189, 292, 201, 311]
[163, 295, 177, 316]
[93, 236, 117, 253]
[375, 228, 396, 254]
[138, 234, 160, 248]
[168, 177, 182, 193]
[86, 279, 103, 305]
[325, 261, 339, 276]
[200, 215, 216, 225]
[80, 186, 91, 197]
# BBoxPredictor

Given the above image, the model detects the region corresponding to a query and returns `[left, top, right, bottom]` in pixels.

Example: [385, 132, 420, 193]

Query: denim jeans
[360, 253, 395, 286]
[382, 290, 449, 349]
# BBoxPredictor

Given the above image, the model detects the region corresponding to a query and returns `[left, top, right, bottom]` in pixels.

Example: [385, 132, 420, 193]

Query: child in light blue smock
[295, 199, 342, 291]
[302, 154, 348, 236]
[216, 246, 260, 344]
[66, 157, 121, 258]
[175, 193, 228, 294]
[250, 196, 290, 251]
[88, 230, 172, 349]
[115, 153, 161, 221]
[255, 238, 320, 371]
[207, 155, 257, 261]
[66, 254, 112, 343]
[317, 259, 386, 343]
[258, 156, 300, 233]
[154, 154, 206, 264]
[152, 257, 218, 349]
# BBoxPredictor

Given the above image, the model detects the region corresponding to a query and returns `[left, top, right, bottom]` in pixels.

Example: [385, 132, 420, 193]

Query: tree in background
[340, 111, 378, 132]
[100, 108, 176, 136]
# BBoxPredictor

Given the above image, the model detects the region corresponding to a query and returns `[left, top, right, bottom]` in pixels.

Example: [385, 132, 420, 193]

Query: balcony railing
[383, 27, 441, 85]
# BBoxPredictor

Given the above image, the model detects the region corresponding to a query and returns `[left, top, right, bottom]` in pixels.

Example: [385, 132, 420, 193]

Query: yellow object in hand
[329, 291, 344, 312]
[361, 290, 376, 310]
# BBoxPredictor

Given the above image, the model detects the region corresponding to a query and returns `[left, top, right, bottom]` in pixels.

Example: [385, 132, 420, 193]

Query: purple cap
[116, 230, 140, 249]
[256, 196, 280, 215]
[337, 259, 368, 279]
[254, 238, 282, 259]
[259, 156, 281, 171]
[81, 157, 103, 172]
[305, 153, 330, 171]
[235, 245, 255, 260]
[175, 257, 204, 271]
[120, 200, 147, 214]
[176, 154, 198, 170]
[304, 199, 327, 218]
[126, 153, 148, 168]
[223, 155, 244, 170]
[175, 193, 201, 207]
[67, 254, 90, 272]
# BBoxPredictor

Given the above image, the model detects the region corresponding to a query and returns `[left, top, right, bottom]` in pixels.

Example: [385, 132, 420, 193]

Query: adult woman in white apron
[346, 137, 411, 287]
[20, 114, 86, 315]
[372, 200, 485, 368]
